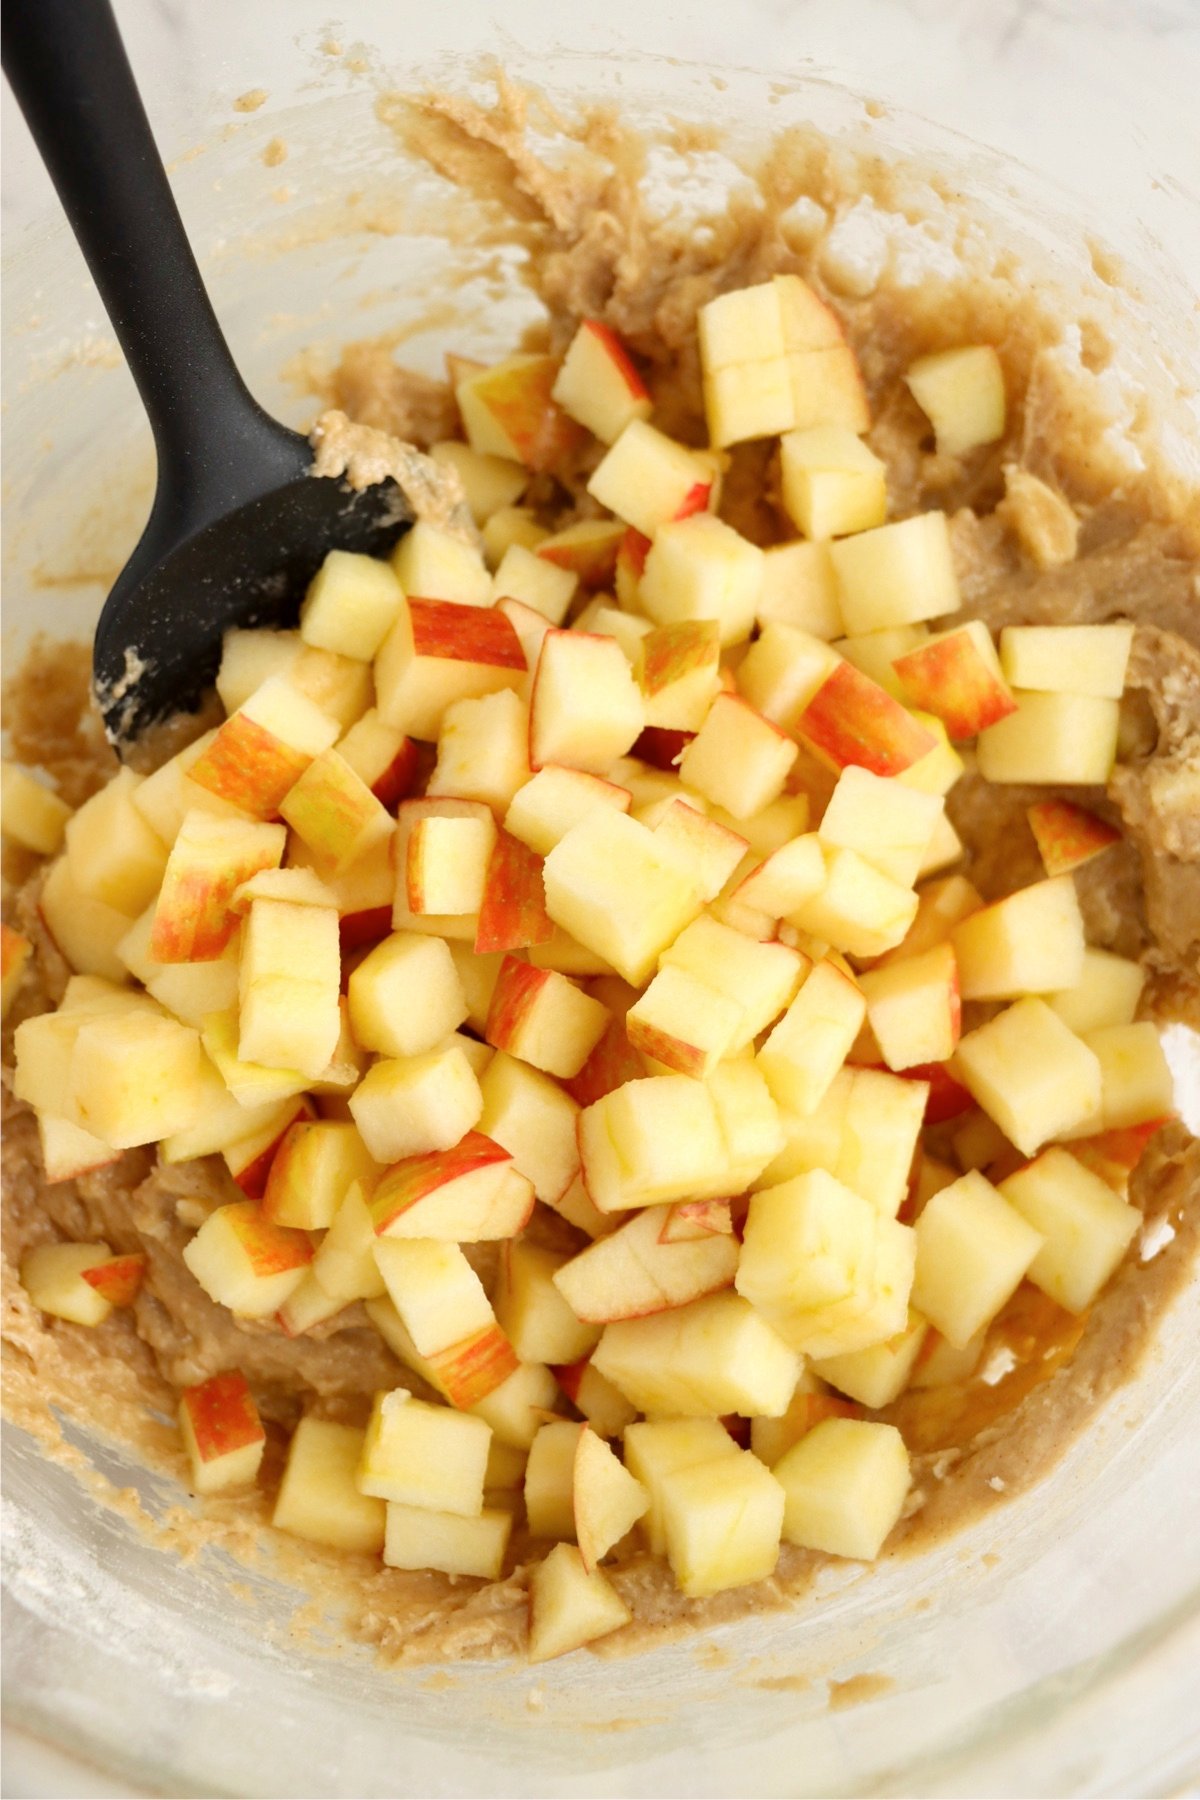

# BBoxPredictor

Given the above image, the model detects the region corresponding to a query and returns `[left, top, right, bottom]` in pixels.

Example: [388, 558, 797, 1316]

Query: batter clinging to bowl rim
[2, 75, 1198, 1665]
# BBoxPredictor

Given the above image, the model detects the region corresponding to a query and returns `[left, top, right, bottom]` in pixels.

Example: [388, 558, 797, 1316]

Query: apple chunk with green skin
[279, 749, 393, 877]
[374, 596, 527, 743]
[1, 921, 31, 1020]
[182, 1200, 313, 1318]
[485, 955, 610, 1080]
[529, 630, 644, 775]
[551, 1202, 739, 1324]
[178, 1370, 266, 1495]
[858, 942, 961, 1071]
[527, 1541, 632, 1663]
[795, 661, 938, 778]
[775, 1417, 910, 1560]
[998, 1147, 1140, 1314]
[370, 1132, 533, 1243]
[272, 1418, 385, 1554]
[1027, 800, 1121, 877]
[189, 675, 340, 819]
[456, 352, 584, 471]
[904, 346, 1006, 458]
[551, 319, 652, 444]
[573, 1425, 649, 1573]
[543, 810, 702, 987]
[891, 619, 1017, 739]
[150, 812, 286, 963]
[587, 420, 716, 539]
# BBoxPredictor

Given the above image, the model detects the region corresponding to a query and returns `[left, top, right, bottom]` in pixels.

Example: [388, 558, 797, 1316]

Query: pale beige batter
[2, 75, 1197, 1666]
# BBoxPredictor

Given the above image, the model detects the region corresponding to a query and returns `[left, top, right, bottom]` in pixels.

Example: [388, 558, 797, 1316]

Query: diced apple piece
[347, 931, 468, 1059]
[1045, 949, 1145, 1035]
[780, 426, 887, 540]
[562, 1016, 646, 1113]
[150, 812, 286, 964]
[592, 1291, 801, 1419]
[200, 1011, 308, 1108]
[829, 513, 960, 637]
[582, 1075, 729, 1213]
[658, 1447, 784, 1597]
[214, 627, 301, 713]
[465, 1057, 573, 1212]
[956, 997, 1102, 1157]
[738, 1170, 876, 1317]
[69, 1008, 204, 1147]
[428, 688, 533, 815]
[736, 629, 839, 733]
[36, 1112, 120, 1184]
[189, 676, 340, 819]
[537, 520, 627, 592]
[650, 802, 747, 905]
[370, 1132, 530, 1243]
[37, 855, 140, 984]
[795, 661, 938, 778]
[237, 896, 340, 1079]
[63, 767, 167, 916]
[349, 1044, 481, 1163]
[494, 1236, 600, 1365]
[637, 620, 721, 732]
[505, 766, 632, 858]
[474, 829, 555, 956]
[543, 810, 701, 987]
[210, 1092, 313, 1193]
[529, 630, 644, 774]
[757, 959, 866, 1117]
[639, 515, 764, 650]
[1, 922, 31, 1020]
[484, 507, 549, 568]
[818, 766, 944, 888]
[707, 1058, 785, 1191]
[787, 341, 871, 435]
[875, 872, 983, 968]
[178, 1370, 265, 1495]
[375, 596, 526, 742]
[484, 957, 608, 1080]
[1, 761, 72, 854]
[625, 963, 742, 1078]
[527, 1541, 631, 1662]
[786, 846, 919, 960]
[273, 1417, 385, 1553]
[911, 1170, 1042, 1346]
[892, 619, 1016, 740]
[525, 1419, 583, 1541]
[182, 1200, 311, 1318]
[456, 353, 582, 471]
[553, 1358, 637, 1438]
[999, 1147, 1140, 1313]
[775, 1418, 910, 1559]
[552, 319, 652, 444]
[704, 357, 794, 449]
[276, 1271, 351, 1338]
[279, 749, 392, 878]
[951, 876, 1085, 1001]
[300, 549, 403, 660]
[260, 1119, 377, 1230]
[552, 1203, 737, 1324]
[337, 708, 419, 810]
[757, 540, 844, 640]
[734, 836, 825, 920]
[836, 624, 929, 701]
[428, 441, 527, 529]
[976, 691, 1120, 785]
[678, 694, 797, 820]
[895, 710, 965, 796]
[662, 914, 804, 1050]
[392, 519, 491, 608]
[909, 1326, 985, 1389]
[358, 1388, 490, 1514]
[749, 1379, 860, 1467]
[20, 1240, 118, 1326]
[859, 943, 960, 1071]
[812, 1309, 928, 1408]
[1028, 800, 1121, 878]
[587, 420, 715, 539]
[998, 623, 1134, 698]
[491, 541, 577, 625]
[384, 1502, 512, 1579]
[834, 1067, 928, 1218]
[1080, 1022, 1175, 1132]
[119, 906, 239, 1027]
[406, 812, 497, 918]
[572, 1426, 649, 1572]
[622, 1419, 738, 1553]
[905, 346, 1006, 457]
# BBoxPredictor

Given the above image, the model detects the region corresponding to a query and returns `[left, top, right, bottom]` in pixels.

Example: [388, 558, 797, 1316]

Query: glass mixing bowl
[4, 2, 1199, 1792]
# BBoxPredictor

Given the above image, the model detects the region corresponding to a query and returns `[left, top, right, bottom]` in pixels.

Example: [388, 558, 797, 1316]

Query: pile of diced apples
[5, 271, 1177, 1665]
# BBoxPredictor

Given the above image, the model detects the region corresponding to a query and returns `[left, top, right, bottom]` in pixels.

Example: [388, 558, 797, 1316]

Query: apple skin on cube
[456, 353, 584, 471]
[336, 708, 419, 810]
[563, 1015, 646, 1110]
[374, 596, 527, 742]
[529, 630, 645, 774]
[474, 829, 556, 957]
[999, 1147, 1140, 1314]
[182, 1200, 312, 1319]
[272, 1417, 386, 1554]
[858, 942, 961, 1071]
[278, 749, 393, 879]
[215, 1093, 315, 1195]
[64, 767, 168, 916]
[591, 1291, 802, 1419]
[678, 694, 798, 820]
[757, 958, 866, 1117]
[775, 1417, 910, 1560]
[552, 1202, 739, 1324]
[348, 931, 469, 1059]
[20, 1240, 120, 1326]
[177, 1370, 266, 1495]
[911, 1170, 1043, 1346]
[1, 760, 73, 855]
[956, 997, 1103, 1157]
[543, 810, 701, 987]
[659, 1448, 785, 1598]
[300, 549, 403, 661]
[527, 1541, 631, 1663]
[384, 1502, 513, 1580]
[626, 963, 744, 1078]
[586, 419, 716, 539]
[1027, 800, 1121, 878]
[189, 676, 341, 819]
[780, 426, 887, 540]
[370, 1241, 519, 1410]
[552, 319, 652, 444]
[998, 623, 1134, 698]
[358, 1388, 491, 1514]
[574, 1425, 649, 1573]
[407, 813, 497, 918]
[904, 346, 1006, 458]
[639, 514, 765, 649]
[891, 619, 1017, 740]
[369, 1132, 531, 1243]
[537, 519, 628, 591]
[477, 1049, 581, 1205]
[150, 812, 287, 965]
[638, 620, 722, 732]
[349, 1045, 482, 1163]
[829, 512, 960, 638]
[485, 956, 610, 1080]
[976, 690, 1120, 785]
[36, 1113, 121, 1185]
[951, 876, 1086, 1002]
[260, 1119, 379, 1230]
[795, 662, 939, 779]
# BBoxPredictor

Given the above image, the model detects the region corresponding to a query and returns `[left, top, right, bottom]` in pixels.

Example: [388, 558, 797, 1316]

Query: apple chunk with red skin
[552, 1203, 739, 1324]
[188, 675, 340, 819]
[178, 1369, 266, 1495]
[637, 620, 722, 732]
[891, 620, 1017, 740]
[456, 352, 585, 471]
[336, 709, 419, 811]
[375, 597, 527, 743]
[587, 420, 716, 539]
[279, 749, 393, 878]
[182, 1199, 313, 1318]
[485, 955, 610, 1079]
[372, 1237, 518, 1409]
[82, 1252, 148, 1308]
[536, 520, 627, 588]
[475, 829, 556, 956]
[151, 812, 286, 963]
[552, 320, 653, 445]
[370, 1131, 534, 1242]
[795, 661, 938, 778]
[1027, 800, 1121, 877]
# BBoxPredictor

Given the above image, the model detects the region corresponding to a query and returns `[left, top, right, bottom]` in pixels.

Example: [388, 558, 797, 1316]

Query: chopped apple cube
[911, 1170, 1043, 1345]
[625, 963, 743, 1078]
[525, 1419, 583, 1541]
[457, 353, 583, 471]
[505, 765, 632, 858]
[637, 620, 722, 732]
[336, 708, 419, 809]
[734, 836, 826, 919]
[495, 1240, 601, 1366]
[999, 1147, 1140, 1314]
[623, 1418, 739, 1553]
[150, 812, 286, 964]
[182, 1200, 312, 1318]
[757, 540, 844, 641]
[372, 1238, 518, 1408]
[775, 1418, 910, 1559]
[591, 1291, 801, 1419]
[64, 767, 167, 916]
[189, 676, 340, 819]
[20, 1240, 118, 1326]
[639, 514, 764, 648]
[812, 1309, 928, 1408]
[214, 627, 301, 714]
[956, 997, 1103, 1157]
[300, 549, 403, 660]
[757, 959, 866, 1117]
[859, 942, 961, 1071]
[829, 512, 960, 636]
[583, 1075, 729, 1212]
[1027, 799, 1121, 879]
[491, 541, 577, 625]
[795, 661, 938, 779]
[260, 1119, 377, 1230]
[543, 810, 701, 987]
[786, 845, 919, 960]
[818, 765, 944, 888]
[905, 346, 1006, 457]
[1045, 947, 1145, 1035]
[909, 1326, 985, 1389]
[429, 440, 528, 527]
[527, 1541, 631, 1662]
[737, 623, 841, 725]
[976, 690, 1120, 785]
[272, 1418, 385, 1554]
[238, 897, 340, 1079]
[427, 688, 533, 815]
[876, 872, 983, 968]
[892, 619, 1016, 740]
[529, 630, 644, 774]
[538, 521, 628, 595]
[485, 506, 549, 568]
[484, 957, 609, 1080]
[349, 1044, 482, 1163]
[375, 596, 526, 742]
[406, 811, 497, 918]
[780, 425, 887, 540]
[279, 749, 392, 878]
[1082, 1022, 1175, 1131]
[998, 623, 1134, 698]
[348, 931, 468, 1059]
[552, 319, 652, 444]
[358, 1388, 490, 1514]
[704, 357, 794, 448]
[69, 1007, 205, 1147]
[553, 1358, 637, 1438]
[738, 1170, 877, 1317]
[699, 279, 786, 367]
[35, 1113, 119, 1184]
[660, 1448, 785, 1597]
[895, 711, 965, 797]
[836, 624, 929, 701]
[574, 1425, 649, 1572]
[1, 761, 73, 854]
[662, 914, 805, 1050]
[678, 694, 797, 820]
[587, 419, 715, 539]
[370, 1133, 531, 1243]
[391, 519, 491, 608]
[552, 1202, 738, 1324]
[951, 876, 1085, 1001]
[477, 1050, 581, 1203]
[787, 343, 871, 434]
[649, 801, 748, 905]
[384, 1502, 512, 1579]
[178, 1370, 265, 1495]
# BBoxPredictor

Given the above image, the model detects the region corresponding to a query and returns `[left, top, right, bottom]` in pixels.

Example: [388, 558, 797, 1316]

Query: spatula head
[93, 473, 409, 748]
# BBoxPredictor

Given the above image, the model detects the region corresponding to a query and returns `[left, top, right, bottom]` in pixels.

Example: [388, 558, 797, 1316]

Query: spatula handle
[2, 0, 299, 490]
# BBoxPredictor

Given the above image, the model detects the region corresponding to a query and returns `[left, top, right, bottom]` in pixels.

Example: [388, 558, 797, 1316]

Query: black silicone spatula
[2, 0, 410, 748]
